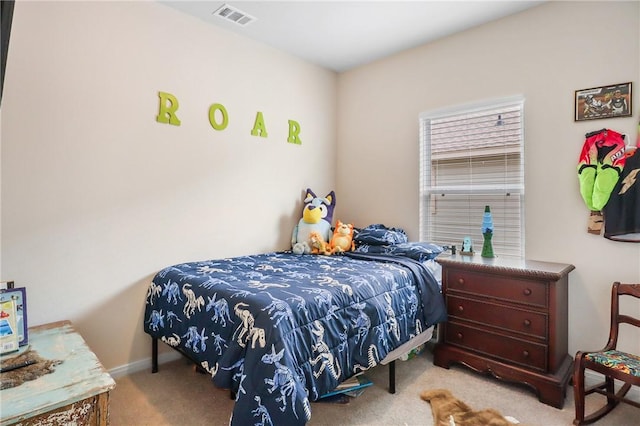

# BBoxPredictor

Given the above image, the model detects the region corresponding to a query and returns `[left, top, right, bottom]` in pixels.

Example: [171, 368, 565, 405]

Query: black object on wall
[1, 0, 15, 106]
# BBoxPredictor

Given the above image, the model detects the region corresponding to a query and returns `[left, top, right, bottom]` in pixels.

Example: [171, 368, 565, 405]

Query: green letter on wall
[251, 111, 268, 138]
[287, 120, 302, 145]
[208, 103, 229, 131]
[156, 91, 181, 126]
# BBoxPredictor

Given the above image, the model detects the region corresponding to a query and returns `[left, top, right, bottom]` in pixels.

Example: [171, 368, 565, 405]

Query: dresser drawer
[445, 322, 548, 371]
[447, 295, 548, 339]
[447, 269, 548, 308]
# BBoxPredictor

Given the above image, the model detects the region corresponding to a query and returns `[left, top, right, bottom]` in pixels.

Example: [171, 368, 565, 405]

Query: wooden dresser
[433, 254, 574, 408]
[0, 320, 115, 425]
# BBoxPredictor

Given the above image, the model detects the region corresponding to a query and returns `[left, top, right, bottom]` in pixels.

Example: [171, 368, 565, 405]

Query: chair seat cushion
[585, 350, 640, 377]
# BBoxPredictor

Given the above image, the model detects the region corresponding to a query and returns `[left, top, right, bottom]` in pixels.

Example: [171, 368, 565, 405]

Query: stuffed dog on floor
[420, 389, 519, 426]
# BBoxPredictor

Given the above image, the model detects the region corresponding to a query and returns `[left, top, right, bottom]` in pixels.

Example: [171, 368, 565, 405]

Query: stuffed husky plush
[291, 188, 336, 254]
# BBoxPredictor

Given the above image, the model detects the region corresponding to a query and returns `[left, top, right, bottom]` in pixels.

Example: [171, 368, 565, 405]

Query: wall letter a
[156, 91, 181, 126]
[251, 112, 268, 138]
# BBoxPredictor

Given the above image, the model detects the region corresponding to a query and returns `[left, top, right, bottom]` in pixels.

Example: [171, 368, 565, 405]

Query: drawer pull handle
[523, 288, 532, 296]
[523, 319, 531, 327]
[457, 305, 464, 312]
[522, 350, 530, 358]
[456, 332, 463, 340]
[457, 278, 465, 286]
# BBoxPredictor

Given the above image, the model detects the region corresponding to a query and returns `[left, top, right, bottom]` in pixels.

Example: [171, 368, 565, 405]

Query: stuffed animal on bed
[329, 220, 355, 254]
[291, 188, 336, 254]
[309, 231, 331, 255]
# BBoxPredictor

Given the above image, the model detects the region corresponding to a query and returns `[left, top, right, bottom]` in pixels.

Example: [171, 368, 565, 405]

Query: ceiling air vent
[213, 4, 256, 27]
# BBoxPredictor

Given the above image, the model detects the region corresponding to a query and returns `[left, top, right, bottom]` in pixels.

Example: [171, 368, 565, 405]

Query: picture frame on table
[0, 287, 28, 346]
[575, 82, 632, 121]
[0, 298, 19, 355]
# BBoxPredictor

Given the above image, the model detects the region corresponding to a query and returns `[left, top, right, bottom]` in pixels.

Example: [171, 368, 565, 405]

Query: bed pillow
[354, 241, 444, 262]
[354, 224, 408, 245]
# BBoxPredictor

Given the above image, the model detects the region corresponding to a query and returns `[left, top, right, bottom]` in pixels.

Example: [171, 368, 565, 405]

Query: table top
[0, 320, 115, 425]
[436, 253, 575, 280]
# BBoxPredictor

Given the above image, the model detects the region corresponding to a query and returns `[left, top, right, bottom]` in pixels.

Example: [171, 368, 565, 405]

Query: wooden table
[0, 320, 116, 425]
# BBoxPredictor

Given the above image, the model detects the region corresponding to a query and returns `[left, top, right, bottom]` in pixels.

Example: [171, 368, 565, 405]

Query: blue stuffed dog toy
[291, 188, 336, 254]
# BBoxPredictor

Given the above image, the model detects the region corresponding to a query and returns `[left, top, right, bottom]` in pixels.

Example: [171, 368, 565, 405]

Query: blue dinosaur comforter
[143, 251, 446, 425]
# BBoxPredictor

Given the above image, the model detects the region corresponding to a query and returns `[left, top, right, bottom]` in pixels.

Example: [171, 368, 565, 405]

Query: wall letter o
[208, 103, 229, 131]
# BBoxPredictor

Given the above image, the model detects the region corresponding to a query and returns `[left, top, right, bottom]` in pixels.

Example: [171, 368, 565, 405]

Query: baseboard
[108, 351, 183, 379]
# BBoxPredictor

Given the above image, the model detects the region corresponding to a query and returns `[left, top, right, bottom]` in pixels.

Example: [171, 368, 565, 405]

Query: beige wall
[337, 1, 640, 356]
[1, 1, 639, 374]
[1, 1, 336, 370]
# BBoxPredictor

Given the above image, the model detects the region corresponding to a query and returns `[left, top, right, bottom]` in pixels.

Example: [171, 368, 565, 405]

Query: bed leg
[389, 360, 396, 394]
[152, 338, 158, 373]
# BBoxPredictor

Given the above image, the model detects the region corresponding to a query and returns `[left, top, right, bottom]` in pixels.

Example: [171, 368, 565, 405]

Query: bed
[143, 249, 446, 425]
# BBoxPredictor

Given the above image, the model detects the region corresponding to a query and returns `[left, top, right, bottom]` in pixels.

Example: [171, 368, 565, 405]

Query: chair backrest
[608, 282, 640, 349]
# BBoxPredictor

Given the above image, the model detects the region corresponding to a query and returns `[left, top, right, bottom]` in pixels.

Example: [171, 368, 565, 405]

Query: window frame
[419, 96, 525, 258]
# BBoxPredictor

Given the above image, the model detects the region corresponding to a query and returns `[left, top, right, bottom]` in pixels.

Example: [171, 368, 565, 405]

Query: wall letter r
[287, 120, 301, 145]
[156, 91, 181, 126]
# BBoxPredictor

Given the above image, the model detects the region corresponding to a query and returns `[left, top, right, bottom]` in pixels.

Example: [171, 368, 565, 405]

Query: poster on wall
[575, 82, 632, 121]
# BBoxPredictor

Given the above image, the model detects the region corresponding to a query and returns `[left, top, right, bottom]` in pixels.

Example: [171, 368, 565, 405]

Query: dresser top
[0, 320, 115, 425]
[436, 254, 575, 280]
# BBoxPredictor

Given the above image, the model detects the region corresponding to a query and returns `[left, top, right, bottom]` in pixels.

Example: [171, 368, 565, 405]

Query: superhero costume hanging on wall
[577, 128, 627, 212]
[603, 132, 640, 242]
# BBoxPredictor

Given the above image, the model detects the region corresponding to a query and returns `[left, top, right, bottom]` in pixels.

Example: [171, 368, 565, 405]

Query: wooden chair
[573, 282, 640, 425]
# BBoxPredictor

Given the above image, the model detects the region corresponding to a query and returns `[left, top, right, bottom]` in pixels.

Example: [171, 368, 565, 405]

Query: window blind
[419, 97, 525, 257]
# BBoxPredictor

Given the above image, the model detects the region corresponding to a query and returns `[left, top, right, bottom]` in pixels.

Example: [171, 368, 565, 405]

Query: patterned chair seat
[585, 350, 640, 377]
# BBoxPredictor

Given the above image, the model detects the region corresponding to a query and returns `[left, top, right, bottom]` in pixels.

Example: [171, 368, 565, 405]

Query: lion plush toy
[330, 220, 355, 254]
[309, 231, 331, 255]
[291, 188, 336, 254]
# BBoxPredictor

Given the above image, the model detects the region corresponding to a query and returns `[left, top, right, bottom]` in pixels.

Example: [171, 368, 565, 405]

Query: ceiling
[161, 1, 545, 72]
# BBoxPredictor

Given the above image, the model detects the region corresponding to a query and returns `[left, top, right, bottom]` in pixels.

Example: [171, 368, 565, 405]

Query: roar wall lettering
[156, 91, 302, 145]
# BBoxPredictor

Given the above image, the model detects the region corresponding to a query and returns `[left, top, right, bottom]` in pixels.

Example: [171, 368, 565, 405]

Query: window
[419, 96, 525, 258]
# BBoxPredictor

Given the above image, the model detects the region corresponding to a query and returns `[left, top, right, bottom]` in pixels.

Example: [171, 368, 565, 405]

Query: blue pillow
[354, 224, 408, 245]
[355, 242, 443, 262]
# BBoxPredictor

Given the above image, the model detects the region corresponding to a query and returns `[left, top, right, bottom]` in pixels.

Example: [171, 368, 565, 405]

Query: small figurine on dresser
[460, 236, 473, 255]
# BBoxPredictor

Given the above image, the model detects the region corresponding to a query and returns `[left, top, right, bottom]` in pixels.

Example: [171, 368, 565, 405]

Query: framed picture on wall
[575, 82, 632, 121]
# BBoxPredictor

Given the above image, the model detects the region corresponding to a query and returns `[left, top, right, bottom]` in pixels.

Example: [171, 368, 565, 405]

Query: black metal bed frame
[151, 337, 399, 395]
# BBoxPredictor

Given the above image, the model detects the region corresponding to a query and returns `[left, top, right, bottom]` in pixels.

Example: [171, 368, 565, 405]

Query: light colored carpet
[109, 347, 638, 425]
